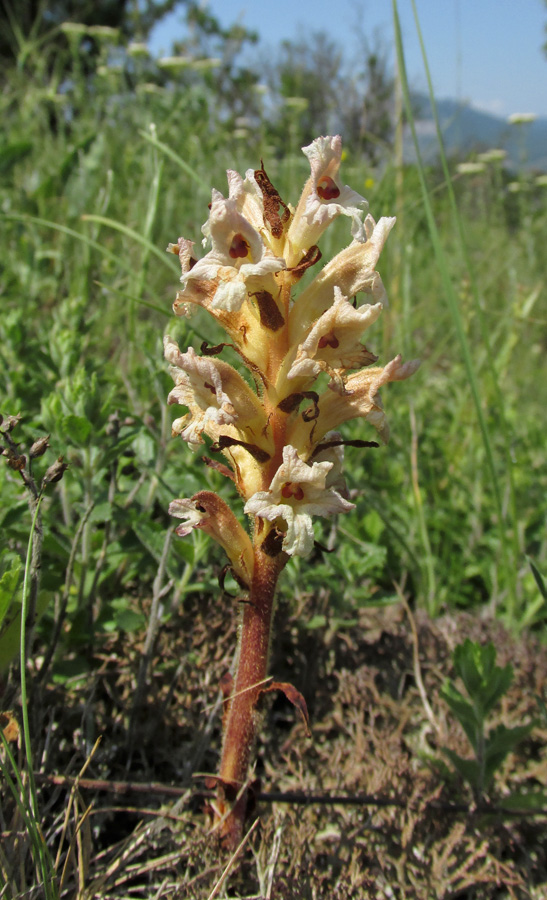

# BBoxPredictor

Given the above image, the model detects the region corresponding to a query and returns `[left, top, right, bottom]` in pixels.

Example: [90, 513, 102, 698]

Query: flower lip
[169, 497, 206, 536]
[316, 175, 340, 201]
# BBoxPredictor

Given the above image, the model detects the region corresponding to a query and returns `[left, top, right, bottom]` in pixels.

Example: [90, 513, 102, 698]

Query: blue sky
[150, 0, 547, 119]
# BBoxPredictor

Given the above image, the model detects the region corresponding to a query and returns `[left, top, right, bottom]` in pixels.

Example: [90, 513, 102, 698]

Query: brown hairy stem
[214, 542, 284, 848]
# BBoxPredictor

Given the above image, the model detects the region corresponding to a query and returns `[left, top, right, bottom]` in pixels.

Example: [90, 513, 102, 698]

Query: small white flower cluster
[165, 136, 419, 562]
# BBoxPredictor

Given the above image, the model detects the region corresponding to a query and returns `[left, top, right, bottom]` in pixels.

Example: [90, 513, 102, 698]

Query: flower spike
[163, 135, 419, 848]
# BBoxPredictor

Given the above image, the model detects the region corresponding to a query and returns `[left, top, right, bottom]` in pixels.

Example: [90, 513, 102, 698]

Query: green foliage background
[1, 4, 546, 686]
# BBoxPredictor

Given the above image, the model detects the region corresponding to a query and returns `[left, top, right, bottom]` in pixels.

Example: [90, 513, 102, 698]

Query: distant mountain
[405, 94, 547, 171]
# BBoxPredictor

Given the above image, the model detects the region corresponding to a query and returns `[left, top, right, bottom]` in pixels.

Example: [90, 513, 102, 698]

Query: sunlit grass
[0, 13, 546, 889]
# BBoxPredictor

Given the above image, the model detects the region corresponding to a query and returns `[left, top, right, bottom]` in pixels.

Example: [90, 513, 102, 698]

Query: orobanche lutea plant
[164, 135, 419, 847]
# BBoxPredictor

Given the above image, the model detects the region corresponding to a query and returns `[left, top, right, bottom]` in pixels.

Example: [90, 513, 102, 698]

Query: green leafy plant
[440, 639, 534, 797]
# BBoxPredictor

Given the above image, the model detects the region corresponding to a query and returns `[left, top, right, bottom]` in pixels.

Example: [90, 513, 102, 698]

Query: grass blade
[392, 0, 517, 616]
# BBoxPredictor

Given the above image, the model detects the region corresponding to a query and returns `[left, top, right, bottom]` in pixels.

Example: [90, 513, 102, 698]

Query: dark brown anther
[210, 435, 271, 464]
[42, 456, 68, 485]
[249, 290, 285, 331]
[29, 436, 50, 458]
[317, 175, 340, 200]
[254, 162, 291, 238]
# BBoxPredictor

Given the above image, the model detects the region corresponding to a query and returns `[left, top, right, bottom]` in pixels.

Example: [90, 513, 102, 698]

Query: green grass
[1, 16, 546, 643]
[1, 13, 546, 893]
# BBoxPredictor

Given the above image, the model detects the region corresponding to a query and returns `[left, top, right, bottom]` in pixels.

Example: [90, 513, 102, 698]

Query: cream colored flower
[169, 497, 206, 535]
[289, 215, 395, 341]
[287, 135, 368, 262]
[164, 337, 265, 446]
[180, 193, 285, 313]
[170, 492, 254, 586]
[289, 355, 421, 455]
[244, 445, 354, 557]
[287, 287, 381, 385]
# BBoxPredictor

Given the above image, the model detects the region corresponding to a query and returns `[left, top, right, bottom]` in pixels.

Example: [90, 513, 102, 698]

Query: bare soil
[3, 597, 547, 898]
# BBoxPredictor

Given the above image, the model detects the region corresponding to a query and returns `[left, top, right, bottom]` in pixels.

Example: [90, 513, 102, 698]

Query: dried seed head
[1, 413, 21, 433]
[29, 435, 50, 458]
[43, 456, 69, 485]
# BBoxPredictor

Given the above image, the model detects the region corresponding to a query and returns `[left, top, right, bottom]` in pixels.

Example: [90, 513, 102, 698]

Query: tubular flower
[164, 338, 267, 448]
[286, 286, 381, 387]
[175, 193, 286, 314]
[169, 492, 254, 587]
[289, 214, 395, 341]
[164, 134, 420, 848]
[244, 445, 354, 558]
[287, 135, 368, 263]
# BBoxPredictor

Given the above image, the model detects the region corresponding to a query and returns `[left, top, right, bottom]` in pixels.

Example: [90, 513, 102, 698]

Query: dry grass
[2, 597, 547, 898]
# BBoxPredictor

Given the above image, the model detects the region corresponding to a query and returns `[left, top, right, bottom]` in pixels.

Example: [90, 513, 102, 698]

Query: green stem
[20, 490, 43, 821]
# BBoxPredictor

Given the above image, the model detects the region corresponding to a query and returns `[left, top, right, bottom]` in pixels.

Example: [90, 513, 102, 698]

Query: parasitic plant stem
[215, 544, 284, 846]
